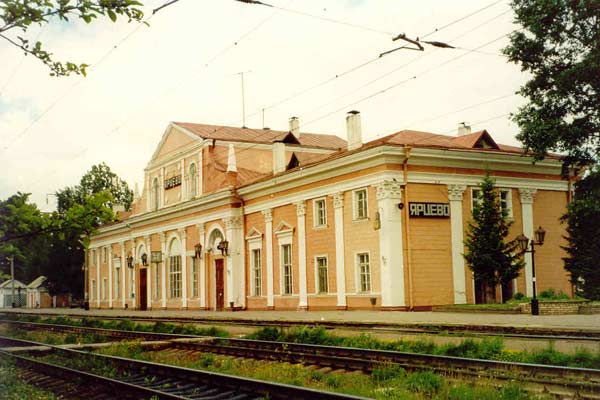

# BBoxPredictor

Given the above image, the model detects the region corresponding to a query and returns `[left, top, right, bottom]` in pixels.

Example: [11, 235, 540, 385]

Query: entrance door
[215, 259, 224, 310]
[139, 269, 147, 311]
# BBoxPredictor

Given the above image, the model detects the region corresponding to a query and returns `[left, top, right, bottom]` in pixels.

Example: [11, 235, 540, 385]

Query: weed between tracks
[0, 357, 56, 400]
[246, 326, 600, 369]
[94, 342, 546, 399]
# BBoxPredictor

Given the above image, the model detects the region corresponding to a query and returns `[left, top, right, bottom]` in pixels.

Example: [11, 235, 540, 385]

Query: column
[180, 228, 188, 308]
[120, 242, 126, 308]
[296, 201, 308, 309]
[198, 151, 203, 196]
[376, 181, 405, 308]
[448, 184, 467, 304]
[262, 209, 274, 309]
[130, 238, 136, 308]
[108, 245, 113, 308]
[225, 212, 244, 308]
[519, 188, 537, 297]
[96, 250, 101, 307]
[144, 236, 151, 309]
[197, 223, 206, 309]
[160, 232, 167, 308]
[333, 192, 347, 308]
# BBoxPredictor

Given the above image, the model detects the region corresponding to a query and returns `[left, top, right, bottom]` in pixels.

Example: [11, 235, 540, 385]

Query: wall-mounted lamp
[126, 255, 134, 269]
[194, 243, 203, 258]
[141, 253, 148, 266]
[217, 239, 229, 256]
[151, 251, 162, 264]
[373, 211, 381, 231]
[397, 202, 404, 210]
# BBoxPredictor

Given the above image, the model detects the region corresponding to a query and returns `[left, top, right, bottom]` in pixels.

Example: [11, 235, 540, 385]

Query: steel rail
[2, 310, 599, 340]
[0, 335, 367, 400]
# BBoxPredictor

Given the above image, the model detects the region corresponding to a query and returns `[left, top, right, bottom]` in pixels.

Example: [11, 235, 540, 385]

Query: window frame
[356, 252, 371, 293]
[315, 255, 329, 294]
[280, 243, 293, 295]
[251, 248, 262, 296]
[169, 255, 182, 298]
[191, 256, 199, 298]
[471, 187, 513, 218]
[353, 188, 369, 220]
[313, 197, 327, 227]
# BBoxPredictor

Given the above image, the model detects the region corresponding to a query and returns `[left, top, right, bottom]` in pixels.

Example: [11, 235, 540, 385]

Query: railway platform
[2, 307, 599, 333]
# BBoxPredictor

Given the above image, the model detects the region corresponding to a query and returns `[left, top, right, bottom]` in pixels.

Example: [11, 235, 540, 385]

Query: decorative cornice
[224, 216, 242, 230]
[296, 201, 306, 216]
[159, 232, 166, 243]
[262, 209, 273, 223]
[376, 180, 402, 200]
[447, 184, 467, 201]
[519, 188, 537, 204]
[196, 222, 205, 234]
[333, 192, 344, 209]
[179, 228, 187, 240]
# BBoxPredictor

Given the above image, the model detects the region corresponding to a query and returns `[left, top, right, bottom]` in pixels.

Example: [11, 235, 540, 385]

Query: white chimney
[289, 116, 300, 139]
[457, 122, 471, 136]
[227, 143, 237, 172]
[273, 141, 286, 174]
[346, 110, 362, 151]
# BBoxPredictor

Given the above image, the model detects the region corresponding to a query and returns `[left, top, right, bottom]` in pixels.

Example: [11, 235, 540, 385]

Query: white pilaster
[108, 246, 113, 308]
[96, 250, 101, 307]
[160, 167, 165, 208]
[120, 242, 126, 307]
[448, 184, 467, 304]
[144, 236, 151, 309]
[198, 151, 203, 196]
[376, 181, 405, 307]
[145, 174, 151, 211]
[130, 238, 136, 309]
[180, 228, 188, 308]
[197, 223, 206, 309]
[180, 159, 186, 202]
[333, 192, 347, 308]
[519, 188, 537, 297]
[160, 232, 167, 308]
[296, 201, 308, 308]
[225, 213, 244, 308]
[262, 209, 274, 308]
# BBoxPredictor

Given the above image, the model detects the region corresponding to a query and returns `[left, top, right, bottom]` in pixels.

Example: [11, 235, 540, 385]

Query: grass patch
[246, 326, 600, 369]
[0, 357, 57, 400]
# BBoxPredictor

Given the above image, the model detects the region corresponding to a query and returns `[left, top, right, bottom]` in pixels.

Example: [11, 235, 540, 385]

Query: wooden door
[215, 259, 224, 310]
[139, 269, 147, 311]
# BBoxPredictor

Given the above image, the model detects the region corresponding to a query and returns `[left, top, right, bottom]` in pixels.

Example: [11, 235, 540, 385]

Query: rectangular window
[316, 256, 328, 293]
[354, 189, 368, 220]
[252, 249, 262, 296]
[281, 244, 292, 295]
[357, 253, 371, 292]
[91, 280, 96, 300]
[115, 265, 120, 298]
[314, 198, 327, 227]
[153, 264, 160, 299]
[192, 257, 199, 298]
[102, 278, 107, 300]
[169, 256, 182, 298]
[472, 188, 512, 217]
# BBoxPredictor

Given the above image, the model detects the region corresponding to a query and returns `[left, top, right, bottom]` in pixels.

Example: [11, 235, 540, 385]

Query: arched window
[152, 177, 159, 210]
[208, 228, 224, 251]
[189, 163, 197, 198]
[168, 238, 182, 298]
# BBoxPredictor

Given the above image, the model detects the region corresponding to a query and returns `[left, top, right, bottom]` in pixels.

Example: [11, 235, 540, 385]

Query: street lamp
[217, 239, 229, 257]
[517, 226, 546, 315]
[194, 243, 203, 259]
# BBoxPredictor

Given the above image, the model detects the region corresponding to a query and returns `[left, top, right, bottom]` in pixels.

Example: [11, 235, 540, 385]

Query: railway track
[3, 310, 599, 341]
[3, 319, 600, 398]
[0, 335, 365, 400]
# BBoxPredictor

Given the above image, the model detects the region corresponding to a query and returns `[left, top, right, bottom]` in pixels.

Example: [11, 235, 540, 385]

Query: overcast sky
[0, 0, 527, 211]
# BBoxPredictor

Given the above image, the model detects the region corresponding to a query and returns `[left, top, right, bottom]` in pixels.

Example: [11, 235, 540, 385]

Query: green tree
[503, 0, 600, 169]
[0, 0, 145, 76]
[464, 174, 524, 303]
[562, 167, 600, 300]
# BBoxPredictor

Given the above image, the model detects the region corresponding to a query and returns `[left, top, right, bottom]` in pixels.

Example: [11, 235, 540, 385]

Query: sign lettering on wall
[409, 202, 450, 218]
[164, 175, 181, 190]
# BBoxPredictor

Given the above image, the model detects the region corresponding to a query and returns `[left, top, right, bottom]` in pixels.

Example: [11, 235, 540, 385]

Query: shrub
[538, 288, 570, 301]
[371, 364, 405, 382]
[198, 353, 215, 367]
[404, 371, 443, 395]
[512, 292, 525, 300]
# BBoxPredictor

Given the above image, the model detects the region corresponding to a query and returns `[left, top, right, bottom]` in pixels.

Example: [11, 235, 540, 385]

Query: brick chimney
[273, 141, 286, 174]
[457, 122, 471, 136]
[289, 116, 300, 139]
[226, 143, 238, 186]
[346, 110, 362, 151]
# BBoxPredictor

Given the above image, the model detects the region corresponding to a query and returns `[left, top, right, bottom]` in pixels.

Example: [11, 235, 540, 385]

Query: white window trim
[278, 233, 294, 296]
[190, 256, 199, 298]
[354, 250, 372, 294]
[314, 255, 329, 294]
[312, 197, 327, 228]
[352, 188, 369, 221]
[471, 187, 513, 218]
[248, 237, 263, 297]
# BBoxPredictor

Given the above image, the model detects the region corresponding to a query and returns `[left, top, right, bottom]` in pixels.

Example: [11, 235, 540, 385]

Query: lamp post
[517, 226, 546, 315]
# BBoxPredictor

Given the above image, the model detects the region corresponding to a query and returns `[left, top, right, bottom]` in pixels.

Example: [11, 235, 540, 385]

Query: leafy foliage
[503, 1, 600, 169]
[0, 0, 145, 76]
[464, 173, 524, 302]
[562, 168, 600, 300]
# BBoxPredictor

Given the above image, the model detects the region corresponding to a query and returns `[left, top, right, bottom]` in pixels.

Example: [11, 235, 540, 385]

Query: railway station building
[87, 112, 573, 311]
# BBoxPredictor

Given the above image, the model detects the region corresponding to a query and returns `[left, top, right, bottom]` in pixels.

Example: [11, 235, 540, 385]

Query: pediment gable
[274, 220, 294, 235]
[245, 227, 263, 240]
[149, 123, 200, 163]
[473, 130, 499, 149]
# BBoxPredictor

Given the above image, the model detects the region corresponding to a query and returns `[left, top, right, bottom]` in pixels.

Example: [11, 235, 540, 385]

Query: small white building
[0, 279, 27, 308]
[27, 276, 51, 308]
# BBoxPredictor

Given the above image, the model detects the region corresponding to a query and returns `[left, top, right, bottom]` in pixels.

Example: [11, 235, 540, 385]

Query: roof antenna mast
[236, 70, 252, 128]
